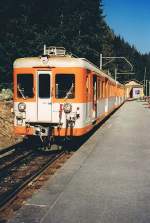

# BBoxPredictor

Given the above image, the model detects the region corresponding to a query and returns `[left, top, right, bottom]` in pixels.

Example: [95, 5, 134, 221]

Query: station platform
[9, 101, 150, 223]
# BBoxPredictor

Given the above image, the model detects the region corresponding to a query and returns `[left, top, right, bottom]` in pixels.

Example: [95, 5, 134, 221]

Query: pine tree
[0, 0, 150, 84]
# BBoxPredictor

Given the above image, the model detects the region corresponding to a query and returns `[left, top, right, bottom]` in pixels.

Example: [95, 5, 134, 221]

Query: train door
[37, 71, 52, 122]
[93, 75, 97, 119]
[105, 79, 108, 113]
[85, 74, 89, 122]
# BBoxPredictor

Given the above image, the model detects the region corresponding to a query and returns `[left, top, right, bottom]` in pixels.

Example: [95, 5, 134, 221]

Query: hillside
[0, 0, 149, 84]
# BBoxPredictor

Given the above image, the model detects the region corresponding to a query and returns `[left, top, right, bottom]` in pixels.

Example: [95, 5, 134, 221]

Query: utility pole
[100, 54, 102, 70]
[115, 68, 117, 82]
[146, 80, 148, 97]
[99, 54, 135, 87]
[144, 67, 146, 94]
[99, 55, 134, 71]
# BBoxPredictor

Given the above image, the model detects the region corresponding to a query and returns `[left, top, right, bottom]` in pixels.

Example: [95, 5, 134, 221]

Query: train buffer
[9, 100, 150, 223]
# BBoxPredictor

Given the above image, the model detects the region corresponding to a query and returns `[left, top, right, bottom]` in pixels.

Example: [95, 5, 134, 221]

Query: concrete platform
[9, 101, 150, 223]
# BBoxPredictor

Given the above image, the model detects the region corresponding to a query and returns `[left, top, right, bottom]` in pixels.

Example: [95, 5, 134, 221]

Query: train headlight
[63, 103, 72, 114]
[18, 102, 26, 112]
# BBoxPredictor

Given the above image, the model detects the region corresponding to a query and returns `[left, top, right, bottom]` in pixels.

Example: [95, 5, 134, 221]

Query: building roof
[125, 80, 143, 87]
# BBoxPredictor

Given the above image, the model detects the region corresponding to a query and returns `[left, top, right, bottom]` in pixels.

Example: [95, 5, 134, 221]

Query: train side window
[55, 74, 75, 99]
[86, 75, 89, 93]
[101, 81, 103, 98]
[39, 74, 50, 98]
[97, 79, 100, 99]
[102, 82, 105, 98]
[17, 74, 34, 99]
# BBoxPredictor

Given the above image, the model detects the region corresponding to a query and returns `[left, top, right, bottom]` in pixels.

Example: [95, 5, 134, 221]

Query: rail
[0, 149, 65, 211]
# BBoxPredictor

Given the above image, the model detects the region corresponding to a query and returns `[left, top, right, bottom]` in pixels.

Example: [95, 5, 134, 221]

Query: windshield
[39, 74, 50, 98]
[17, 74, 34, 99]
[55, 74, 75, 99]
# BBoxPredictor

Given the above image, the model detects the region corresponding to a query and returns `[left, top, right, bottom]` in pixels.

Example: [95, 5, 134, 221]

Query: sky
[103, 0, 150, 54]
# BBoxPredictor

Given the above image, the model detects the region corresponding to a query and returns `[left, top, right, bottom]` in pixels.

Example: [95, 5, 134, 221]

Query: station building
[125, 80, 144, 99]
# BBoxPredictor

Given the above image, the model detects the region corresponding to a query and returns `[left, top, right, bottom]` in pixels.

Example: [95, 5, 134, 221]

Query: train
[13, 46, 125, 149]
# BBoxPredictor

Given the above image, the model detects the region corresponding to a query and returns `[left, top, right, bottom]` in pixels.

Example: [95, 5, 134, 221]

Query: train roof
[14, 56, 123, 86]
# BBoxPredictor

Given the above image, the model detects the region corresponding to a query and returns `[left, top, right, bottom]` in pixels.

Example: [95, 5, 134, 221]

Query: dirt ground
[0, 101, 22, 149]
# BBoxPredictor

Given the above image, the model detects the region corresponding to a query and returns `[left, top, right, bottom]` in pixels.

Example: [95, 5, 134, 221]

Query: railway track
[0, 147, 65, 211]
[0, 146, 17, 159]
[0, 141, 25, 159]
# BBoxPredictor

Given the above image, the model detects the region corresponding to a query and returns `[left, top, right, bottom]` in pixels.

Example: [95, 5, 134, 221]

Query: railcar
[13, 46, 125, 148]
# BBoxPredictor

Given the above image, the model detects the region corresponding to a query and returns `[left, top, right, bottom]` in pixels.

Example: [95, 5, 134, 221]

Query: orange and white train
[13, 46, 125, 147]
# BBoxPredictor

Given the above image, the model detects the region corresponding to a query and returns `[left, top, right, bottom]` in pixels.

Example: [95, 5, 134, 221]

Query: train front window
[17, 74, 34, 99]
[55, 74, 75, 99]
[39, 74, 50, 98]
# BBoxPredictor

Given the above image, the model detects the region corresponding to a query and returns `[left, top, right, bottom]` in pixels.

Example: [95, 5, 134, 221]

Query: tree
[0, 0, 149, 84]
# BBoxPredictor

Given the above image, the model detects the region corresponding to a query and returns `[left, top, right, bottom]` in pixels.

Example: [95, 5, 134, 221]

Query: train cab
[13, 46, 125, 148]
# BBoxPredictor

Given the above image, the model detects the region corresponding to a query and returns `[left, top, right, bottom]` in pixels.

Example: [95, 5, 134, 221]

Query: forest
[0, 0, 150, 85]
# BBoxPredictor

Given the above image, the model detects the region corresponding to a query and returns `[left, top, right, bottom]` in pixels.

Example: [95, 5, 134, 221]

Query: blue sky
[103, 0, 150, 54]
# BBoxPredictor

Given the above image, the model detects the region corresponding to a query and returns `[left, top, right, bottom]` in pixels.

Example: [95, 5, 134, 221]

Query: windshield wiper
[65, 83, 74, 99]
[18, 87, 26, 99]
